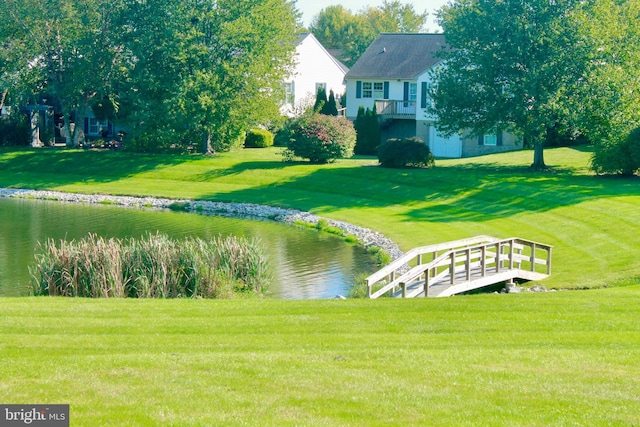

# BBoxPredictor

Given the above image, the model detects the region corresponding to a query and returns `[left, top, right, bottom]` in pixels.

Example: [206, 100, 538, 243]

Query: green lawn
[0, 145, 639, 425]
[1, 288, 639, 426]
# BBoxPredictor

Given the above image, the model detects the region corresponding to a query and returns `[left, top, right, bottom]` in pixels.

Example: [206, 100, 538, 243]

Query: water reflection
[0, 198, 376, 299]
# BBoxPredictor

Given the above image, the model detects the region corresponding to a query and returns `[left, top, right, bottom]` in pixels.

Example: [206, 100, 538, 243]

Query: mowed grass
[1, 288, 639, 426]
[1, 146, 639, 425]
[1, 145, 639, 289]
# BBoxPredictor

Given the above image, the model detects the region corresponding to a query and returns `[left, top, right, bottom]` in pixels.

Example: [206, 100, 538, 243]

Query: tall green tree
[310, 1, 428, 66]
[0, 0, 128, 147]
[429, 0, 590, 170]
[321, 89, 339, 116]
[121, 0, 298, 153]
[574, 0, 640, 174]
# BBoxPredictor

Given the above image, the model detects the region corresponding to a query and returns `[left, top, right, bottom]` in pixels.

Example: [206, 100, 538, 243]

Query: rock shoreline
[0, 188, 404, 260]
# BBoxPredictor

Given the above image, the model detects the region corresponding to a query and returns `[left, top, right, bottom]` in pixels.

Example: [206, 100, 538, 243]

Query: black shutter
[497, 131, 503, 146]
[478, 135, 484, 146]
[383, 81, 389, 99]
[403, 82, 409, 101]
[421, 82, 428, 108]
[356, 81, 362, 99]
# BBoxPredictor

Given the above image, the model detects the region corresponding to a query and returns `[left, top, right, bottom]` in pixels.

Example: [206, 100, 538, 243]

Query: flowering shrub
[283, 114, 356, 163]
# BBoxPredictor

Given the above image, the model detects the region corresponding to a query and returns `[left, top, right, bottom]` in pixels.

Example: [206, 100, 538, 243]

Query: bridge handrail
[367, 236, 552, 298]
[365, 235, 499, 285]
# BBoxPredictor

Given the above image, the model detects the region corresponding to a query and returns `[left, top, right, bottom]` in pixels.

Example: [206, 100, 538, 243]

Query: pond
[0, 198, 378, 299]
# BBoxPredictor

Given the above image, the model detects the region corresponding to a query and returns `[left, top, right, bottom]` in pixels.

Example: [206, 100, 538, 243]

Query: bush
[273, 119, 295, 147]
[29, 232, 271, 298]
[0, 114, 30, 146]
[378, 137, 435, 168]
[283, 114, 356, 163]
[354, 106, 380, 155]
[591, 126, 640, 175]
[244, 128, 274, 148]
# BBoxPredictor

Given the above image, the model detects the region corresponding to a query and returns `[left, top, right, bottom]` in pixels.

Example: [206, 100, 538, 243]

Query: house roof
[345, 33, 446, 80]
[297, 33, 349, 74]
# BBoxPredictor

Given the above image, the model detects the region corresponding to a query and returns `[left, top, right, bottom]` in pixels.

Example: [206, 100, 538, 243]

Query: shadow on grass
[204, 160, 640, 223]
[2, 147, 638, 225]
[0, 147, 188, 188]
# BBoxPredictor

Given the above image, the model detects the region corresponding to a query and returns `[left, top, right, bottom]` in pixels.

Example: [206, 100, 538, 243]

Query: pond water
[0, 198, 377, 299]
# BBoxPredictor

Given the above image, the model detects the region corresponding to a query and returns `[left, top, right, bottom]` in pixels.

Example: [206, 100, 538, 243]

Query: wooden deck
[365, 236, 552, 299]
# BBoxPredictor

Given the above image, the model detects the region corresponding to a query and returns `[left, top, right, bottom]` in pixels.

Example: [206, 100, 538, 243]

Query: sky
[294, 0, 449, 31]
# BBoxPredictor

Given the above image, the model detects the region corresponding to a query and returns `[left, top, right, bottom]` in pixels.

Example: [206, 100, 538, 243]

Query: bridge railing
[366, 236, 552, 299]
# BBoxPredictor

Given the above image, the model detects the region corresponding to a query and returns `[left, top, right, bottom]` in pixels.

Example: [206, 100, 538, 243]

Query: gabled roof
[297, 33, 349, 74]
[345, 33, 446, 80]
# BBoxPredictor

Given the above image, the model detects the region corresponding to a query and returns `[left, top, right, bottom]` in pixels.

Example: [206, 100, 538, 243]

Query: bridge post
[401, 282, 407, 298]
[465, 248, 471, 281]
[509, 239, 515, 269]
[449, 252, 456, 284]
[495, 243, 501, 272]
[530, 243, 536, 272]
[547, 246, 552, 274]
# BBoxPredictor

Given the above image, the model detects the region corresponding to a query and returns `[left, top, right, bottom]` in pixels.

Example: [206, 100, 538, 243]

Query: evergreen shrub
[378, 137, 435, 168]
[283, 114, 356, 163]
[245, 128, 274, 148]
[354, 106, 380, 155]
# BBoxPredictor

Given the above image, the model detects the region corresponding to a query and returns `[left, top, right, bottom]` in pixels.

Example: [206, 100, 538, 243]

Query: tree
[0, 0, 128, 147]
[354, 105, 380, 155]
[573, 0, 640, 174]
[429, 0, 591, 170]
[321, 90, 339, 116]
[313, 86, 327, 113]
[117, 0, 298, 154]
[310, 1, 428, 66]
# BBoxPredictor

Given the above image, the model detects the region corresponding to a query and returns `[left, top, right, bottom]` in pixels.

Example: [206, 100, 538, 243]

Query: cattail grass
[29, 232, 271, 298]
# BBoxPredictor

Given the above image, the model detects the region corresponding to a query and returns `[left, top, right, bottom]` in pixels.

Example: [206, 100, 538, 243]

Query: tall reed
[29, 232, 271, 298]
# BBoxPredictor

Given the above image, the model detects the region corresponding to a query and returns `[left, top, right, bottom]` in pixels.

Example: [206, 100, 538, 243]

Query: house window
[483, 134, 497, 146]
[362, 82, 373, 98]
[88, 118, 108, 136]
[357, 81, 389, 99]
[315, 82, 326, 93]
[373, 82, 384, 99]
[408, 83, 417, 102]
[283, 82, 295, 105]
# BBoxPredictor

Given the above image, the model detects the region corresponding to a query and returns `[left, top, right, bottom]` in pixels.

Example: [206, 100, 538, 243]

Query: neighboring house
[281, 33, 349, 117]
[344, 33, 522, 158]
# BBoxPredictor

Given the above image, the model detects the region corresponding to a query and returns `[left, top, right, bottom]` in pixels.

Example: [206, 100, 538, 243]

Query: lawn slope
[1, 145, 638, 289]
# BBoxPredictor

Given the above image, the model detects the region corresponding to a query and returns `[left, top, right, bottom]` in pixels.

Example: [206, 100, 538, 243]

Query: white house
[344, 33, 522, 158]
[281, 33, 349, 117]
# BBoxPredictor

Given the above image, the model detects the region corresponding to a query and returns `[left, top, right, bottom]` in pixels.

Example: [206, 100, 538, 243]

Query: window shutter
[356, 81, 362, 99]
[383, 81, 389, 99]
[497, 131, 503, 146]
[403, 82, 409, 101]
[84, 118, 89, 134]
[108, 122, 113, 136]
[478, 135, 484, 146]
[421, 82, 428, 109]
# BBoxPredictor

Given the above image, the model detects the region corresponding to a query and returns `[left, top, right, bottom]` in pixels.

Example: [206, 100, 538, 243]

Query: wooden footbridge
[365, 236, 552, 299]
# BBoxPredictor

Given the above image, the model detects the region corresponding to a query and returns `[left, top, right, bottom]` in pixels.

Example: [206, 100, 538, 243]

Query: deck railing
[375, 100, 416, 119]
